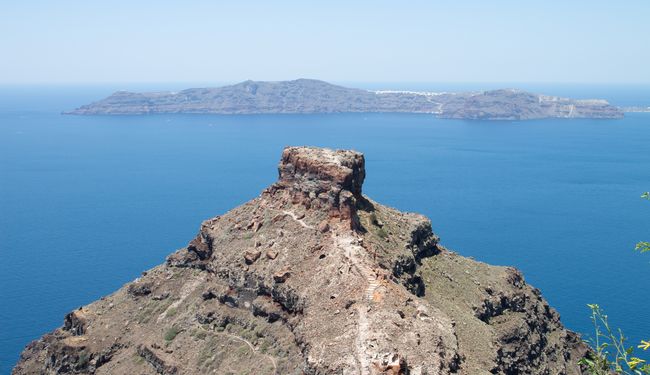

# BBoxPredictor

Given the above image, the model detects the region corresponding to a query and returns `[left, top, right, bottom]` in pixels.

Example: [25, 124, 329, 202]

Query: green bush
[369, 212, 379, 226]
[76, 351, 89, 369]
[164, 326, 181, 342]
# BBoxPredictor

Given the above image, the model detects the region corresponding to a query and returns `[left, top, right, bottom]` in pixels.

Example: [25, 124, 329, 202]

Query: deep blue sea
[1, 84, 649, 373]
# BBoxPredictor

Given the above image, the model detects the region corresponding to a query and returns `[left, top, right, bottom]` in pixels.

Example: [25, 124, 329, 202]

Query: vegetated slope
[14, 147, 588, 375]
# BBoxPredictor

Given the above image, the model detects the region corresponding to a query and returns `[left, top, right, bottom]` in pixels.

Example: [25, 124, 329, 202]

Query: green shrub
[76, 351, 89, 369]
[191, 328, 207, 340]
[164, 326, 181, 342]
[259, 339, 271, 353]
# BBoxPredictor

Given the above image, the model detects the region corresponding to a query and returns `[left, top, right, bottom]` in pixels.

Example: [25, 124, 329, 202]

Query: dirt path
[198, 326, 278, 374]
[224, 333, 277, 374]
[333, 232, 381, 375]
[355, 306, 371, 375]
[282, 210, 314, 229]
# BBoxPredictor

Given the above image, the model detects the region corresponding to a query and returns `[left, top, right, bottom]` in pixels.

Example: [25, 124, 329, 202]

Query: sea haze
[1, 84, 649, 373]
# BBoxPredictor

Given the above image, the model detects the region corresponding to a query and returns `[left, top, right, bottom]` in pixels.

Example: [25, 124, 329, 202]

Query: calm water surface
[1, 84, 649, 373]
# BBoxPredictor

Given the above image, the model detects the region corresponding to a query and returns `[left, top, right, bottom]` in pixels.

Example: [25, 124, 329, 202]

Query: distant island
[621, 106, 650, 113]
[66, 79, 624, 120]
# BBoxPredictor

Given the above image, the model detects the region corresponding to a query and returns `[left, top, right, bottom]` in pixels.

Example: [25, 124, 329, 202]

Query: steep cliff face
[13, 147, 588, 375]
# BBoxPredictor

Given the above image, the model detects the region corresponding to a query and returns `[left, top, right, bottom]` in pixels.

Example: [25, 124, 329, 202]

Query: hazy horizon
[4, 80, 650, 86]
[2, 0, 649, 85]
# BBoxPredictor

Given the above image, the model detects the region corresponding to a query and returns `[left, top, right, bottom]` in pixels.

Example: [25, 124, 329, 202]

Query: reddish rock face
[272, 146, 366, 229]
[277, 146, 365, 197]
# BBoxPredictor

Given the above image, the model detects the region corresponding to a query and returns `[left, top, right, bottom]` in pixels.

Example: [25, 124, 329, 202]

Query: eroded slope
[14, 147, 587, 375]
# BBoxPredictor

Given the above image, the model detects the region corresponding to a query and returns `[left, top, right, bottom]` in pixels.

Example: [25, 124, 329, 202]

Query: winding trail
[364, 269, 380, 303]
[225, 333, 277, 374]
[355, 307, 371, 375]
[333, 232, 383, 375]
[282, 210, 314, 229]
[155, 274, 278, 374]
[198, 326, 278, 374]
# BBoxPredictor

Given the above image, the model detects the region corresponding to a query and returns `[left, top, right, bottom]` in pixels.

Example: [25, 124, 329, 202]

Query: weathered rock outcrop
[13, 146, 588, 375]
[65, 79, 623, 120]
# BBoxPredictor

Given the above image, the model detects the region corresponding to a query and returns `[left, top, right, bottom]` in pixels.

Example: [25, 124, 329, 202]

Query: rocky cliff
[65, 79, 623, 120]
[13, 147, 588, 375]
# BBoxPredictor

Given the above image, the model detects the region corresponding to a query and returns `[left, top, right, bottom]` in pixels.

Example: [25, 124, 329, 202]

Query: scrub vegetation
[581, 193, 649, 374]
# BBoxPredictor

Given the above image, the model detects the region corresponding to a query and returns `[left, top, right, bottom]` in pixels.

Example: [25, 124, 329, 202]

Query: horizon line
[1, 80, 650, 86]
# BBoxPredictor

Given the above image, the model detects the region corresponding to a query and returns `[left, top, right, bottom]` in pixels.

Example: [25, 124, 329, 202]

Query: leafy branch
[581, 192, 649, 374]
[580, 305, 649, 374]
[637, 193, 650, 254]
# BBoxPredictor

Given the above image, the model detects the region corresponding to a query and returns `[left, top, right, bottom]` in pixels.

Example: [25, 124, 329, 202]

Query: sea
[1, 83, 649, 373]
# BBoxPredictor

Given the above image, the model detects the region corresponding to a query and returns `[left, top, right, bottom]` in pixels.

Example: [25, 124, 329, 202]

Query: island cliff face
[14, 147, 588, 375]
[66, 79, 623, 120]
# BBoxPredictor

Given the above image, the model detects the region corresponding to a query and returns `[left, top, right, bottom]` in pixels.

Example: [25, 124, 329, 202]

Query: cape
[14, 146, 588, 374]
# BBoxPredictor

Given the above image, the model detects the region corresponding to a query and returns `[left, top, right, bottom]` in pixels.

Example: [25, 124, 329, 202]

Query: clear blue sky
[1, 0, 649, 84]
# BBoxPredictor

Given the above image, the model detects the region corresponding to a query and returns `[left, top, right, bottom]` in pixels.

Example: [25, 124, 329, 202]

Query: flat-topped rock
[278, 146, 365, 197]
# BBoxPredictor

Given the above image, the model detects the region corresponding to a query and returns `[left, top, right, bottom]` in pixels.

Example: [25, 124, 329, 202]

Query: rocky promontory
[14, 147, 588, 374]
[65, 79, 623, 120]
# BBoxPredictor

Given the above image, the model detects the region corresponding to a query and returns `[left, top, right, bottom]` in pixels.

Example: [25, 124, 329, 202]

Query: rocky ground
[14, 146, 589, 374]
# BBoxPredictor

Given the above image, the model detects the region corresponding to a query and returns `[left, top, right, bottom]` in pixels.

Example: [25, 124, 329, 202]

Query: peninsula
[66, 79, 623, 120]
[14, 147, 588, 374]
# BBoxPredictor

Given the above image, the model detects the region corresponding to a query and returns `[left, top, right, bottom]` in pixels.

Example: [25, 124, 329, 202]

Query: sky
[1, 0, 649, 84]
